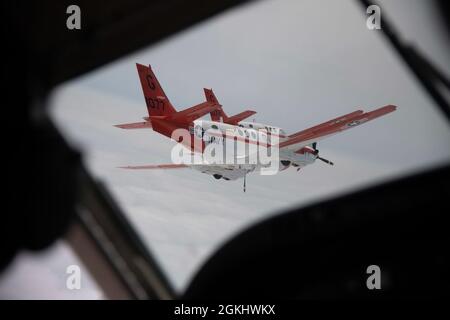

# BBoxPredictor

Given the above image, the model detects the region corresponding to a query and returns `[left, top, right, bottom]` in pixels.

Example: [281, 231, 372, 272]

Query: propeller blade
[317, 157, 334, 166]
[312, 142, 319, 155]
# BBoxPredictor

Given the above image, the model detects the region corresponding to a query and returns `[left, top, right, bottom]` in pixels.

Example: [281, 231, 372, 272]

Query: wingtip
[384, 104, 398, 112]
[370, 104, 397, 113]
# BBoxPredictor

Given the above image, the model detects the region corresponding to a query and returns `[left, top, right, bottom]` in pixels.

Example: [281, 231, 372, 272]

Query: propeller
[317, 157, 334, 166]
[312, 142, 334, 166]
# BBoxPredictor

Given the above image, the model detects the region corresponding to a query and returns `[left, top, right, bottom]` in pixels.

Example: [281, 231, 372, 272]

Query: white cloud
[0, 241, 103, 300]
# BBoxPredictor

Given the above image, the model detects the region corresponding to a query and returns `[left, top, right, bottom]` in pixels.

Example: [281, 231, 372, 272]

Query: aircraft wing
[287, 110, 364, 139]
[118, 163, 244, 170]
[119, 164, 189, 169]
[279, 105, 397, 151]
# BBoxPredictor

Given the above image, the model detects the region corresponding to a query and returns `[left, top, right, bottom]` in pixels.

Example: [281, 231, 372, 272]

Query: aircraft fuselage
[186, 119, 317, 181]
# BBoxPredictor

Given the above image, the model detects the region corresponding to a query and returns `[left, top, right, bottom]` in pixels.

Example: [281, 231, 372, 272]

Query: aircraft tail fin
[204, 88, 256, 124]
[136, 63, 177, 117]
[204, 88, 226, 122]
[204, 88, 220, 105]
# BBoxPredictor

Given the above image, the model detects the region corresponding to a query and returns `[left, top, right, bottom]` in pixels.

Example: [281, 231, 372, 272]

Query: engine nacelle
[279, 160, 291, 171]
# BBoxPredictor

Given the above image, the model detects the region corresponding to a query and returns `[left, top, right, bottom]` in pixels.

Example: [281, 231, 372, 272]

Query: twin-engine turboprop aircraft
[115, 64, 396, 190]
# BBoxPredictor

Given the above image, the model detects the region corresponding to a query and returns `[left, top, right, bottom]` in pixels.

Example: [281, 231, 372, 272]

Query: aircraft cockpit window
[48, 0, 450, 295]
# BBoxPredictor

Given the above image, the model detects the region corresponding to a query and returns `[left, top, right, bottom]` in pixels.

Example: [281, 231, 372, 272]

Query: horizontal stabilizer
[226, 110, 257, 125]
[170, 101, 220, 123]
[114, 122, 152, 129]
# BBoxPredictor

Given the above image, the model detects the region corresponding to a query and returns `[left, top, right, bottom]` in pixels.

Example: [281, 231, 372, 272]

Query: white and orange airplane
[115, 64, 396, 189]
